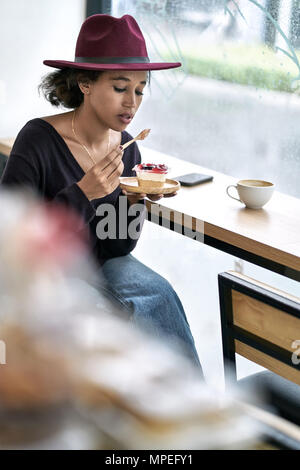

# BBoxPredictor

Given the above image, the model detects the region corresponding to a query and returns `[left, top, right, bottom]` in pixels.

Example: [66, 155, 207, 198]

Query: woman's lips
[117, 114, 133, 124]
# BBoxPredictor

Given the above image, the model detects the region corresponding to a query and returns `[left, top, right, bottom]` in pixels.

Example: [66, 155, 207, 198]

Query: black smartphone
[174, 173, 214, 187]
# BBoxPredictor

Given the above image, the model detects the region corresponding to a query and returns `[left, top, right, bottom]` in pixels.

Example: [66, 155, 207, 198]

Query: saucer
[119, 177, 181, 195]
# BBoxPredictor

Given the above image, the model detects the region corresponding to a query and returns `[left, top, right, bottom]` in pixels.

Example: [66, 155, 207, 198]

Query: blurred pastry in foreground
[0, 324, 74, 445]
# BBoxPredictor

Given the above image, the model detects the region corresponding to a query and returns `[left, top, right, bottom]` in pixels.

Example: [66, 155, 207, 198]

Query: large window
[113, 0, 300, 198]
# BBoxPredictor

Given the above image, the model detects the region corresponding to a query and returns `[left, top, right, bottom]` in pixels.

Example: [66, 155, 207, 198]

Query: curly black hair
[38, 68, 102, 108]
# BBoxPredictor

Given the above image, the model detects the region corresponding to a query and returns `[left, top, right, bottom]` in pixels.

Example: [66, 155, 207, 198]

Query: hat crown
[43, 13, 181, 70]
[75, 14, 148, 59]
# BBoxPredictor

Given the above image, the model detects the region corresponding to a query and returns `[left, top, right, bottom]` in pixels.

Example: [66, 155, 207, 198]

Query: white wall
[0, 0, 86, 137]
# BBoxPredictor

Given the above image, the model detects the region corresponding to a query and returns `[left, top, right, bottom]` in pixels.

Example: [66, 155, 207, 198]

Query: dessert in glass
[133, 163, 168, 191]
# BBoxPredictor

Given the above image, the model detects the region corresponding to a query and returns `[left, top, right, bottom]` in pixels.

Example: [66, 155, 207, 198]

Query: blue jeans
[91, 254, 202, 373]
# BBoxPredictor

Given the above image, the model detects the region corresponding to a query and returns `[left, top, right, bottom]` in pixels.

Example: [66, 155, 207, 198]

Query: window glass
[113, 0, 300, 198]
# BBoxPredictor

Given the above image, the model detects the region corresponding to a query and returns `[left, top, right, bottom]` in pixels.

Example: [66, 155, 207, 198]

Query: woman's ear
[78, 84, 90, 95]
[78, 78, 90, 95]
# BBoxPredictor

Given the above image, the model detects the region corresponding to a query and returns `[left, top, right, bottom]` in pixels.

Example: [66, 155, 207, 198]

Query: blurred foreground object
[0, 190, 260, 449]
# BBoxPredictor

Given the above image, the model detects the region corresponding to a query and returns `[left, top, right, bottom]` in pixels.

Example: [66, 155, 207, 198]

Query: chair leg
[218, 274, 237, 387]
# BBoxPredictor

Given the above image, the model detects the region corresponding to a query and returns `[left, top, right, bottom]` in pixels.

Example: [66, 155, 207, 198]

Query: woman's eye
[113, 86, 144, 96]
[114, 86, 126, 93]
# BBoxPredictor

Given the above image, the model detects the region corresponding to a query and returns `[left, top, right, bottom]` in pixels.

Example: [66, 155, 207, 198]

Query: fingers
[146, 194, 163, 201]
[121, 190, 178, 203]
[106, 158, 124, 181]
[121, 190, 178, 201]
[147, 191, 177, 201]
[99, 144, 124, 174]
[121, 189, 146, 206]
[122, 189, 147, 199]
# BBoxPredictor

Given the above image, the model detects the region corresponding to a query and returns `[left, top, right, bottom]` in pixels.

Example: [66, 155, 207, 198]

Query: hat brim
[43, 60, 181, 71]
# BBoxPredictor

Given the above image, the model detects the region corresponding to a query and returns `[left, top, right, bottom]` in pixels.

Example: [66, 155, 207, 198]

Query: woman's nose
[123, 92, 136, 108]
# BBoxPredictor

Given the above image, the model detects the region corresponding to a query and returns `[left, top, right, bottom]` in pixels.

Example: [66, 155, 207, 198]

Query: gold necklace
[71, 109, 110, 166]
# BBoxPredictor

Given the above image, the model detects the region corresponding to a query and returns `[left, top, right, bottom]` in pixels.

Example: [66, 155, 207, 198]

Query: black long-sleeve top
[0, 118, 144, 266]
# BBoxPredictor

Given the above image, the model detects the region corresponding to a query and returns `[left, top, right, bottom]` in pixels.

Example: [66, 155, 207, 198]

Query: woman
[1, 14, 202, 372]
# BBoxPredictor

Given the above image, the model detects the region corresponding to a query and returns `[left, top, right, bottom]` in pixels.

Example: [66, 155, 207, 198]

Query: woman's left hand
[121, 189, 177, 204]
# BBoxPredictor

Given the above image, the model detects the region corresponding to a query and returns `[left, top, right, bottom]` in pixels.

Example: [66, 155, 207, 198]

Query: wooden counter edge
[145, 200, 300, 273]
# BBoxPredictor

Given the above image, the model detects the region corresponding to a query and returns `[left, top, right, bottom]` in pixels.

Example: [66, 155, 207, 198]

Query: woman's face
[81, 70, 148, 131]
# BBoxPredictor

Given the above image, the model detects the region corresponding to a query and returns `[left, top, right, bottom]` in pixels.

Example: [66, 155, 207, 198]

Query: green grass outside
[171, 43, 300, 93]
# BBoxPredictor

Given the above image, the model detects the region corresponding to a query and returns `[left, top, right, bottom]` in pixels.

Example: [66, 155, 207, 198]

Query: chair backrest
[218, 271, 300, 386]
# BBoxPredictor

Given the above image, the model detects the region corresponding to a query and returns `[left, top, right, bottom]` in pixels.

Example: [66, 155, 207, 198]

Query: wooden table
[2, 138, 299, 280]
[140, 146, 300, 282]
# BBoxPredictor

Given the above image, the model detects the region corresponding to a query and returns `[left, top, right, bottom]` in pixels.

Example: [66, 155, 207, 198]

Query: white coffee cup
[226, 179, 275, 209]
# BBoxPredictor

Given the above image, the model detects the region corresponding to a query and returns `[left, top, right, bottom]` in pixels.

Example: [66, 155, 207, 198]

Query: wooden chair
[218, 270, 300, 426]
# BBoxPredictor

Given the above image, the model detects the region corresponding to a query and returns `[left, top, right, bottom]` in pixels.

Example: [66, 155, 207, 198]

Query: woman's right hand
[77, 145, 124, 201]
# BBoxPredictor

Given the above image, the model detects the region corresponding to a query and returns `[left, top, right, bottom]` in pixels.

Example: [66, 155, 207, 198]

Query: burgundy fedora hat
[44, 14, 181, 71]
